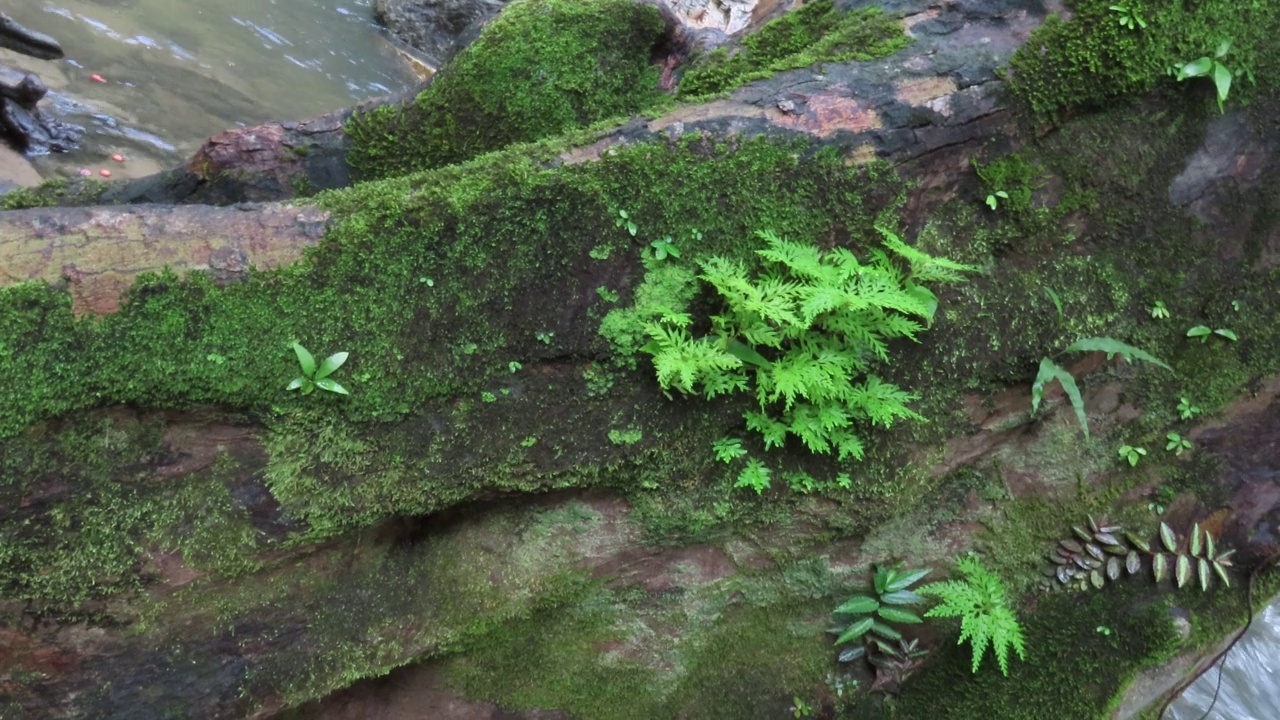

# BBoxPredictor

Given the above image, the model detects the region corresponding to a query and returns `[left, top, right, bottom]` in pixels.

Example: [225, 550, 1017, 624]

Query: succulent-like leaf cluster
[1041, 515, 1142, 591]
[1042, 516, 1233, 592]
[830, 563, 929, 664]
[868, 637, 929, 695]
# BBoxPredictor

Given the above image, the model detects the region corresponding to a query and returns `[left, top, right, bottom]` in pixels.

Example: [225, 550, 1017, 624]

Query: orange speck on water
[90, 74, 106, 83]
[98, 169, 112, 178]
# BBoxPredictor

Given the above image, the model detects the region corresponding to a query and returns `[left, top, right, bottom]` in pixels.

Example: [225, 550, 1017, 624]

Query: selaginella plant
[1042, 516, 1234, 592]
[919, 555, 1026, 677]
[641, 227, 977, 468]
[830, 563, 931, 693]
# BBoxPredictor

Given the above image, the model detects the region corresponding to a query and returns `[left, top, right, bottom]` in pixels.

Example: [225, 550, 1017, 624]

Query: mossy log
[2, 1, 1280, 719]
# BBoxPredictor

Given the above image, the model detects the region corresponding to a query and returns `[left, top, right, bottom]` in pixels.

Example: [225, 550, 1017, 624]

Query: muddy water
[2, 0, 417, 181]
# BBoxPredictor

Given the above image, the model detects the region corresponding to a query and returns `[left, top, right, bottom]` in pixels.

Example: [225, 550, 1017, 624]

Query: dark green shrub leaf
[834, 595, 879, 615]
[834, 616, 875, 645]
[881, 589, 926, 606]
[877, 606, 923, 624]
[885, 568, 930, 592]
[838, 645, 866, 662]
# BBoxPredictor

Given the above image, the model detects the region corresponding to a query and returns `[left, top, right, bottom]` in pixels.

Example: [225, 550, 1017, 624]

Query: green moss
[0, 412, 265, 609]
[678, 2, 910, 100]
[346, 0, 667, 179]
[888, 583, 1181, 720]
[1007, 0, 1280, 120]
[0, 177, 110, 210]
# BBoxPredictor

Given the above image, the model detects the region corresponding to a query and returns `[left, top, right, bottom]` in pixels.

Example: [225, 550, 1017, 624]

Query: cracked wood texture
[0, 203, 330, 314]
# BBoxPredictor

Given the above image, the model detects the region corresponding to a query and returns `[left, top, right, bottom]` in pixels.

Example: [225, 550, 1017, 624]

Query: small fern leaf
[1063, 337, 1172, 371]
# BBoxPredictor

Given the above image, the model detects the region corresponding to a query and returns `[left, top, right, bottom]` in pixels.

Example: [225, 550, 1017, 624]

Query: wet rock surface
[0, 11, 83, 156]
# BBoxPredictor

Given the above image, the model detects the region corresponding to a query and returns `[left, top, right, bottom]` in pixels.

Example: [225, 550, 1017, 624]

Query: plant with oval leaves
[287, 342, 350, 395]
[1041, 515, 1144, 592]
[830, 563, 930, 666]
[1146, 521, 1235, 591]
[1042, 516, 1233, 593]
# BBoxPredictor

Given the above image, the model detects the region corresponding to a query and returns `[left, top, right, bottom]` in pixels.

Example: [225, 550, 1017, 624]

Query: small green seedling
[1175, 41, 1254, 113]
[1045, 287, 1064, 322]
[508, 361, 522, 373]
[1149, 300, 1170, 319]
[615, 209, 638, 237]
[1118, 444, 1147, 467]
[1177, 396, 1202, 420]
[596, 286, 620, 303]
[536, 330, 556, 345]
[650, 237, 681, 260]
[1148, 501, 1166, 515]
[1231, 300, 1241, 312]
[520, 436, 538, 447]
[985, 190, 1009, 210]
[1166, 432, 1193, 455]
[287, 342, 350, 395]
[1096, 625, 1114, 637]
[1186, 325, 1237, 342]
[1108, 5, 1147, 30]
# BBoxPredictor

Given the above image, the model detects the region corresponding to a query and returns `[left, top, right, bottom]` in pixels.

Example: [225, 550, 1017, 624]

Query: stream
[1165, 594, 1280, 720]
[2, 0, 417, 181]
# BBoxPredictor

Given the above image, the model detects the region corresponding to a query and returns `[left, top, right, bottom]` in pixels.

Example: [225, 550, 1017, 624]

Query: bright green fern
[641, 228, 976, 460]
[918, 555, 1026, 677]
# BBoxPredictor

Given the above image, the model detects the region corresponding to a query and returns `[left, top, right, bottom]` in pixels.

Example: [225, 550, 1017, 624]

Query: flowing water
[2, 0, 418, 181]
[1165, 594, 1280, 720]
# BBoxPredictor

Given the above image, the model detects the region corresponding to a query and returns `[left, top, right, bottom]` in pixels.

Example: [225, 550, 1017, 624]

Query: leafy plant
[608, 428, 643, 445]
[1174, 41, 1254, 113]
[1149, 300, 1169, 319]
[868, 637, 929, 695]
[735, 458, 772, 494]
[1118, 444, 1147, 467]
[508, 361, 523, 373]
[1042, 517, 1233, 592]
[711, 437, 748, 463]
[596, 286, 620, 303]
[641, 227, 976, 463]
[920, 555, 1026, 676]
[1187, 325, 1237, 342]
[614, 209, 638, 236]
[535, 330, 556, 345]
[831, 563, 930, 663]
[1042, 515, 1142, 591]
[1108, 4, 1147, 30]
[588, 244, 612, 260]
[1177, 396, 1202, 420]
[1165, 432, 1192, 456]
[1031, 337, 1171, 440]
[481, 391, 497, 403]
[520, 436, 538, 447]
[985, 190, 1009, 210]
[1149, 521, 1235, 590]
[286, 342, 350, 396]
[790, 696, 813, 718]
[649, 237, 681, 261]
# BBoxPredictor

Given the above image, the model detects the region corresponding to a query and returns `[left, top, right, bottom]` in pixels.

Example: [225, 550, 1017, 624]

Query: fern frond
[919, 555, 1024, 677]
[847, 376, 923, 428]
[876, 226, 980, 283]
[745, 410, 789, 450]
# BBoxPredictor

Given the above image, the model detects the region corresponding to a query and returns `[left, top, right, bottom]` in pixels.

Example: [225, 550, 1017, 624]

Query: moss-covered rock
[346, 0, 668, 179]
[1007, 0, 1280, 119]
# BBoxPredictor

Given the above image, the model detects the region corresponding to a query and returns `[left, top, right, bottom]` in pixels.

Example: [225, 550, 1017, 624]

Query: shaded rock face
[375, 0, 513, 67]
